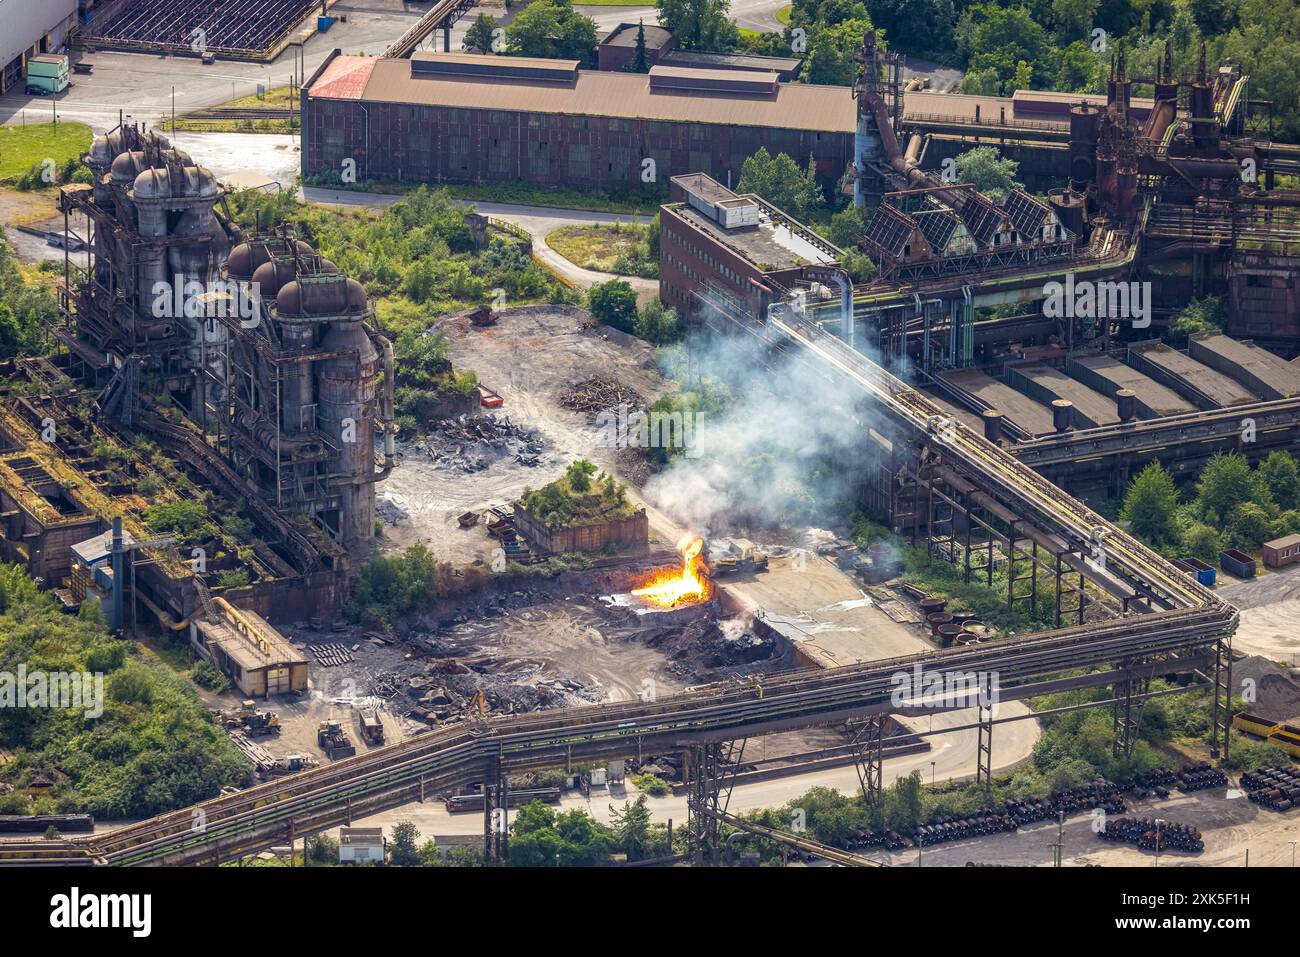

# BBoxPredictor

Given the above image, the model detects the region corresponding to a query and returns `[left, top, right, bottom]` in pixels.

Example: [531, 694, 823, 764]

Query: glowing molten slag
[632, 535, 708, 607]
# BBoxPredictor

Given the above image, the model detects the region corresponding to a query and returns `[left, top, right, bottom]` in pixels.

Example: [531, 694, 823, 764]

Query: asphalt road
[342, 699, 1039, 839]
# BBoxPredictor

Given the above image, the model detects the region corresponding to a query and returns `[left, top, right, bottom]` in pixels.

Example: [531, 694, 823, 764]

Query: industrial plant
[0, 0, 1297, 906]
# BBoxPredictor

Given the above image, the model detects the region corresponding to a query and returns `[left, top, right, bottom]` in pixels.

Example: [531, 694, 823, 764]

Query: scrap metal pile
[1240, 766, 1300, 811]
[404, 657, 599, 725]
[408, 413, 545, 472]
[913, 812, 1019, 847]
[1098, 818, 1205, 854]
[309, 642, 356, 667]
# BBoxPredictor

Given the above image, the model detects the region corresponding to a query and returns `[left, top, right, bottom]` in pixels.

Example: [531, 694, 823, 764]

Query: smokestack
[1116, 389, 1137, 423]
[1052, 399, 1074, 433]
[982, 409, 1004, 444]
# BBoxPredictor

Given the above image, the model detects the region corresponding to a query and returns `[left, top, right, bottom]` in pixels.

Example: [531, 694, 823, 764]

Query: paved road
[341, 699, 1039, 839]
[1218, 564, 1300, 665]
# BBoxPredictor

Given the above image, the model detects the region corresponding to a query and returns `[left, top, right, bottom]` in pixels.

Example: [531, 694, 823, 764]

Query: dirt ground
[377, 305, 670, 564]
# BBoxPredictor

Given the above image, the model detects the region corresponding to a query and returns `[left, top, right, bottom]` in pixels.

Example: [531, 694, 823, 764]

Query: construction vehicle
[271, 754, 318, 775]
[705, 538, 769, 578]
[357, 707, 385, 746]
[219, 700, 281, 736]
[317, 718, 357, 760]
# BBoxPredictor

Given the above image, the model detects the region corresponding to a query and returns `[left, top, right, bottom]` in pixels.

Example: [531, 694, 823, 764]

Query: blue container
[1181, 557, 1216, 587]
[318, 16, 335, 31]
[1220, 549, 1257, 579]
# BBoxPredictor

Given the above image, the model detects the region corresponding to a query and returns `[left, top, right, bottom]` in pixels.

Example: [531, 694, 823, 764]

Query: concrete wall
[0, 0, 78, 93]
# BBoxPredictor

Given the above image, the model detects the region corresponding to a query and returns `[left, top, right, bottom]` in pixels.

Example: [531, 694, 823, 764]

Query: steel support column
[975, 705, 994, 784]
[1210, 635, 1233, 762]
[850, 714, 886, 806]
[686, 739, 747, 866]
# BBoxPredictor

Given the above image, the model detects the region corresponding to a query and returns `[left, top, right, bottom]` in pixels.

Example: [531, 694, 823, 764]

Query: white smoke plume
[643, 318, 884, 535]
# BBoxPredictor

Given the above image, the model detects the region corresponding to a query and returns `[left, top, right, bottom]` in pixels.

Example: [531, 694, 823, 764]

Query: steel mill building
[300, 50, 855, 193]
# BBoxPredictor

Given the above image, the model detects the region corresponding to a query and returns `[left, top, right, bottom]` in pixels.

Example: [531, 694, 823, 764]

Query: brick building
[660, 173, 844, 321]
[301, 50, 854, 194]
[596, 22, 676, 72]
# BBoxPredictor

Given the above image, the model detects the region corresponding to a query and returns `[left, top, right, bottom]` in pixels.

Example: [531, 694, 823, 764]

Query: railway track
[0, 598, 1230, 867]
[0, 310, 1234, 868]
[183, 108, 296, 121]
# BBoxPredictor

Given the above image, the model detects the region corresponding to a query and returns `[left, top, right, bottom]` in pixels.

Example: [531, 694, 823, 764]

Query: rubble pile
[639, 616, 778, 680]
[407, 413, 545, 472]
[401, 653, 602, 725]
[560, 376, 645, 418]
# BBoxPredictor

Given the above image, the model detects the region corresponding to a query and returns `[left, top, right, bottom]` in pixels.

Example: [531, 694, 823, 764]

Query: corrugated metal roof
[328, 56, 856, 133]
[412, 51, 579, 81]
[660, 50, 802, 74]
[311, 55, 375, 101]
[649, 64, 778, 94]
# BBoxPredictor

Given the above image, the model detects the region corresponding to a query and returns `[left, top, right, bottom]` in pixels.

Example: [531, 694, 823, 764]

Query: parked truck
[706, 538, 769, 578]
[25, 55, 70, 95]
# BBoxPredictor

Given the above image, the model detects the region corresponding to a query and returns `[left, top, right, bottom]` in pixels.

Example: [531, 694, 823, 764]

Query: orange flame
[632, 535, 708, 607]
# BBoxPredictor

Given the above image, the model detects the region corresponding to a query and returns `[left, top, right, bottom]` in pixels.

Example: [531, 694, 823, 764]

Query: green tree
[508, 801, 613, 866]
[1121, 461, 1181, 548]
[1257, 451, 1300, 511]
[1182, 523, 1222, 562]
[464, 14, 501, 53]
[1170, 296, 1225, 339]
[631, 20, 651, 72]
[1229, 501, 1272, 549]
[1054, 40, 1104, 93]
[1051, 0, 1099, 42]
[306, 834, 339, 864]
[954, 146, 1023, 198]
[1197, 452, 1270, 525]
[737, 147, 823, 218]
[866, 0, 955, 57]
[957, 3, 1051, 94]
[506, 0, 599, 65]
[656, 0, 740, 50]
[565, 459, 597, 492]
[634, 298, 681, 344]
[588, 279, 639, 332]
[609, 795, 653, 860]
[825, 204, 869, 248]
[388, 821, 422, 866]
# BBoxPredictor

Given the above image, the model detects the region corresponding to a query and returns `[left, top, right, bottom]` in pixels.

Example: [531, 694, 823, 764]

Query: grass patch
[776, 4, 793, 25]
[222, 84, 294, 109]
[0, 122, 93, 184]
[547, 223, 653, 275]
[306, 173, 665, 216]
